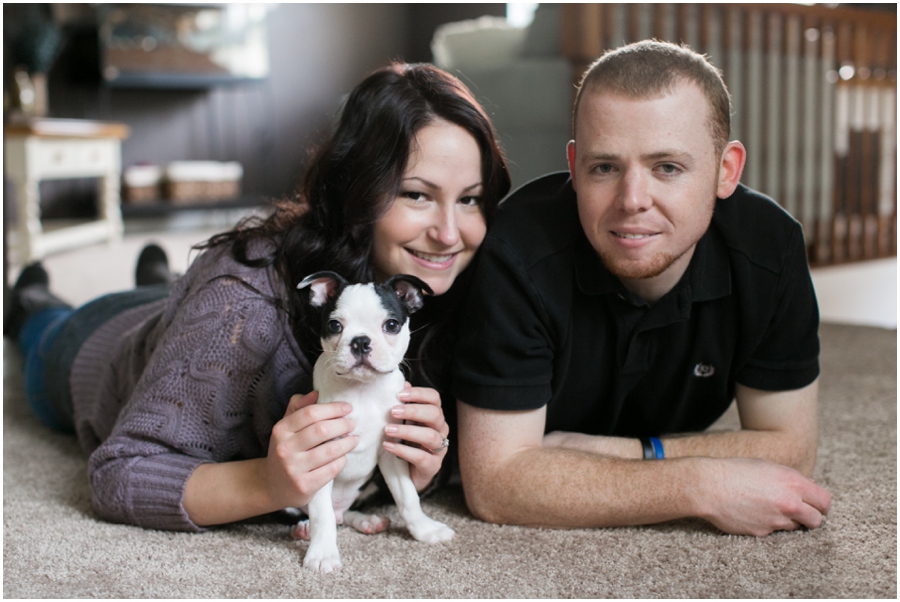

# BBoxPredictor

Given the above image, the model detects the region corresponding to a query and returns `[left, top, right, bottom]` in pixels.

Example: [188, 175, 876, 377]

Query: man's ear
[716, 141, 746, 199]
[566, 140, 577, 186]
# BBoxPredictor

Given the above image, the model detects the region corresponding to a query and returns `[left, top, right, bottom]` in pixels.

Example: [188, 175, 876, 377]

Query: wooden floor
[6, 209, 258, 307]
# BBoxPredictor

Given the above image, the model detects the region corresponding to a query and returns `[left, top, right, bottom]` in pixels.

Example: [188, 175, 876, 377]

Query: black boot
[3, 263, 72, 340]
[135, 243, 177, 287]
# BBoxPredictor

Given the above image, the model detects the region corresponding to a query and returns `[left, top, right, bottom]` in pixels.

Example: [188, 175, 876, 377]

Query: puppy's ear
[386, 275, 433, 314]
[297, 271, 347, 307]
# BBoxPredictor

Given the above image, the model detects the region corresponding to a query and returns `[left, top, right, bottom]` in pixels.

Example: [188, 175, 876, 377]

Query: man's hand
[698, 457, 831, 536]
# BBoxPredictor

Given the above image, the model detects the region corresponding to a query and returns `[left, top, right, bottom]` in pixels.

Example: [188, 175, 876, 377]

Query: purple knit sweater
[69, 240, 313, 532]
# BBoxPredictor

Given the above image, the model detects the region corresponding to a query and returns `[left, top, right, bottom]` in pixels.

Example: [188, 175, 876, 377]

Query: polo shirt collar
[688, 224, 732, 302]
[574, 232, 622, 296]
[574, 222, 732, 305]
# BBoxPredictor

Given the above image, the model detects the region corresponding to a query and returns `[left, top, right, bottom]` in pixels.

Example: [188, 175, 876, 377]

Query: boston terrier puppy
[293, 271, 455, 573]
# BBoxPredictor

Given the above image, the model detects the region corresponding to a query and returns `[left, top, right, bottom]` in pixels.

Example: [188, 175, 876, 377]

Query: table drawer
[31, 139, 118, 178]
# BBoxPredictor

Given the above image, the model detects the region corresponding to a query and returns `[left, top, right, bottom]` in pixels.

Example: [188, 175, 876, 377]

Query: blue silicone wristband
[649, 437, 664, 459]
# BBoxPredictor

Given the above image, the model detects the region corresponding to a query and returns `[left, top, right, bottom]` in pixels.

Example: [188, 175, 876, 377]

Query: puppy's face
[298, 272, 433, 382]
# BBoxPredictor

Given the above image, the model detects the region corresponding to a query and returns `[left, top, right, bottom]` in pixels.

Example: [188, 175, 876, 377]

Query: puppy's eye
[383, 319, 402, 334]
[327, 320, 342, 334]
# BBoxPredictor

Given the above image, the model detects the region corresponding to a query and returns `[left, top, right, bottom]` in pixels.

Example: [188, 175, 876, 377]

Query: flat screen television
[98, 4, 270, 88]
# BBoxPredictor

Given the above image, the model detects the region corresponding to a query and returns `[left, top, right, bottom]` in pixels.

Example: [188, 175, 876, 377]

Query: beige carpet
[2, 229, 897, 597]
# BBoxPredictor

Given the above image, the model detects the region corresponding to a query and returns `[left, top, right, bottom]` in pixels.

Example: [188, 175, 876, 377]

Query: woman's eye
[383, 319, 402, 334]
[403, 191, 426, 202]
[327, 320, 342, 334]
[460, 196, 482, 207]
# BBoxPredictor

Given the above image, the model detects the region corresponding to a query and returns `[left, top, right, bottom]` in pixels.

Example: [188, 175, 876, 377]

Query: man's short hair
[573, 40, 732, 156]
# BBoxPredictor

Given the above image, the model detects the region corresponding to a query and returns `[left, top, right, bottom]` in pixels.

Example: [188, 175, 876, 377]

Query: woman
[7, 63, 510, 532]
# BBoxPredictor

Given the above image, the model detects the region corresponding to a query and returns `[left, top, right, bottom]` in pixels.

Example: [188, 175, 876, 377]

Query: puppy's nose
[350, 335, 372, 357]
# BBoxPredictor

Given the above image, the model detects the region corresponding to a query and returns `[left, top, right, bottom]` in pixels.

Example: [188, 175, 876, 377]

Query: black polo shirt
[451, 173, 819, 437]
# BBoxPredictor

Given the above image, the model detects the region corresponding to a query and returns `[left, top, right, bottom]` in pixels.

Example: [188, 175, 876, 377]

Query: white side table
[4, 118, 130, 262]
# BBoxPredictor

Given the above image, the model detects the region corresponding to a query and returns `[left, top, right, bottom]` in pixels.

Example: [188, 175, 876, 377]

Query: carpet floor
[3, 320, 896, 598]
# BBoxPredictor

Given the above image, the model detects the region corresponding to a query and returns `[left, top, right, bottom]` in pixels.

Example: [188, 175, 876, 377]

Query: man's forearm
[462, 444, 708, 528]
[669, 381, 819, 475]
[545, 381, 821, 477]
[661, 429, 815, 475]
[546, 428, 815, 476]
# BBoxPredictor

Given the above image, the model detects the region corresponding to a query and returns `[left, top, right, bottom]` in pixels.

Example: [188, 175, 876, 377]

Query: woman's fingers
[284, 391, 319, 416]
[398, 384, 442, 407]
[384, 437, 442, 465]
[281, 400, 353, 436]
[386, 423, 447, 453]
[302, 435, 357, 477]
[393, 386, 448, 438]
[270, 401, 357, 477]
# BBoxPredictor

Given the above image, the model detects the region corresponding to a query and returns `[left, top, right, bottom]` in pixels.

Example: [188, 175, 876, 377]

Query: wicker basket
[164, 161, 243, 204]
[122, 165, 163, 205]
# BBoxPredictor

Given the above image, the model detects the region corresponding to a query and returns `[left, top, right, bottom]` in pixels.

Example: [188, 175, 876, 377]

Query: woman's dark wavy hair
[197, 62, 511, 382]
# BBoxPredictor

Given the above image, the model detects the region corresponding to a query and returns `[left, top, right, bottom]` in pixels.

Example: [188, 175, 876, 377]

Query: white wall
[811, 257, 897, 329]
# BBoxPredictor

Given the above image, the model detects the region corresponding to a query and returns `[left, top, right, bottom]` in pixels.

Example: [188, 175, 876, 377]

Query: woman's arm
[87, 275, 342, 531]
[183, 392, 358, 526]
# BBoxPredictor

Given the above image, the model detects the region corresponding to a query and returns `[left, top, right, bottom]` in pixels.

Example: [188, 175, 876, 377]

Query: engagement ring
[430, 437, 450, 453]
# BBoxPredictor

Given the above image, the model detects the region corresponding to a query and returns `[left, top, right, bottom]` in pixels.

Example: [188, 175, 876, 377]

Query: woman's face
[372, 120, 486, 296]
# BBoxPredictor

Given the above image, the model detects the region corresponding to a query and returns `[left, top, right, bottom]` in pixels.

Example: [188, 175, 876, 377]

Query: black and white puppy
[294, 271, 455, 573]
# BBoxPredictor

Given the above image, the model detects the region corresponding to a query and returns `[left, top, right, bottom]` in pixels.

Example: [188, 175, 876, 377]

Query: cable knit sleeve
[87, 271, 294, 532]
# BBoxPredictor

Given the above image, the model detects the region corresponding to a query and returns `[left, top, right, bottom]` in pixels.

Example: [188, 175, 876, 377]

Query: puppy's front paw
[303, 543, 342, 573]
[407, 517, 455, 543]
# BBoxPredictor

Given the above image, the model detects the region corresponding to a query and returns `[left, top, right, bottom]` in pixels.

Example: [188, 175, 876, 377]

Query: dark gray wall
[5, 3, 504, 208]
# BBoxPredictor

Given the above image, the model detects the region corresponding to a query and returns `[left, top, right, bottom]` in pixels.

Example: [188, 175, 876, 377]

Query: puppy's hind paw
[408, 518, 455, 544]
[290, 520, 310, 541]
[343, 510, 390, 535]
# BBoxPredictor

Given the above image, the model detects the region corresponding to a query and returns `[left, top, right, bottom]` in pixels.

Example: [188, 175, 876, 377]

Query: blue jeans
[20, 307, 75, 431]
[18, 286, 171, 432]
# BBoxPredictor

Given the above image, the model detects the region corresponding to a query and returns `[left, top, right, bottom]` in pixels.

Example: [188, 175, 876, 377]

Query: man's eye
[593, 164, 615, 174]
[659, 164, 681, 174]
[383, 319, 402, 334]
[327, 320, 342, 334]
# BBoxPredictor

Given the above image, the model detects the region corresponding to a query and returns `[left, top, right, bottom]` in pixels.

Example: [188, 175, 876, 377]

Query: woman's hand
[183, 391, 358, 526]
[383, 383, 449, 492]
[262, 390, 359, 510]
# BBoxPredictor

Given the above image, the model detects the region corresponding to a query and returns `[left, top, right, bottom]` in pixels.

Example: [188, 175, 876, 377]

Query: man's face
[568, 82, 738, 302]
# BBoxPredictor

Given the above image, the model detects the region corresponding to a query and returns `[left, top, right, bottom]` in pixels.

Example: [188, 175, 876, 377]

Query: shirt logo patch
[693, 363, 715, 378]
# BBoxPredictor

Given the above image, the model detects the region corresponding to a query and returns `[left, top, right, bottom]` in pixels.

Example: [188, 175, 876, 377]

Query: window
[506, 3, 538, 28]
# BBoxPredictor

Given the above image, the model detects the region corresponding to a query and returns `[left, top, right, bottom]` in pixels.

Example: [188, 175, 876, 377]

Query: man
[451, 40, 831, 536]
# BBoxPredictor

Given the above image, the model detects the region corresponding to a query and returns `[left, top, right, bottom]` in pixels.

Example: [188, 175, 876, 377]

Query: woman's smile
[407, 248, 458, 267]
